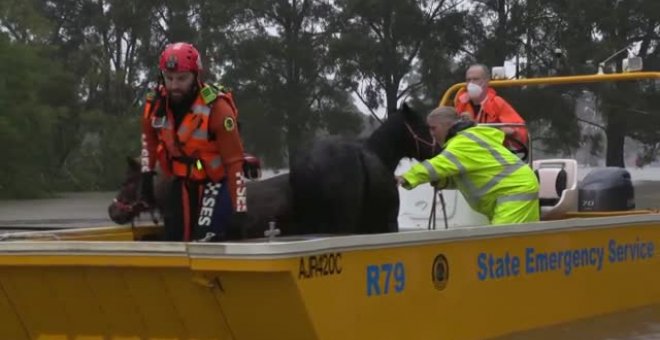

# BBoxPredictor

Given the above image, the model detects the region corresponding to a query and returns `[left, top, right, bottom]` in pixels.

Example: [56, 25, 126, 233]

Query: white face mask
[467, 82, 483, 100]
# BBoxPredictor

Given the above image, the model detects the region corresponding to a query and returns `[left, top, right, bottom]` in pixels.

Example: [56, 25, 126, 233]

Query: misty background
[2, 0, 660, 199]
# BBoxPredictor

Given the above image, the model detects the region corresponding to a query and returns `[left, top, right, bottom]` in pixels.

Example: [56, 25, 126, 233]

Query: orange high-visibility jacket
[454, 87, 528, 146]
[141, 85, 247, 213]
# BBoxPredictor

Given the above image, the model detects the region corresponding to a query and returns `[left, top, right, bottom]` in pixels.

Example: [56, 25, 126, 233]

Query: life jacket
[144, 83, 237, 182]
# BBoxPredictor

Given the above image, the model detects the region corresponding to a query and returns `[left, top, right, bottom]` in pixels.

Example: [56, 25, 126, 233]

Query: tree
[223, 0, 362, 167]
[546, 0, 660, 166]
[0, 36, 78, 197]
[330, 0, 465, 117]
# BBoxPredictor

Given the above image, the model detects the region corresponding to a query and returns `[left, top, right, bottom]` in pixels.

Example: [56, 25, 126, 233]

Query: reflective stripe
[152, 116, 169, 129]
[209, 157, 222, 169]
[461, 131, 509, 165]
[421, 160, 440, 182]
[496, 192, 538, 204]
[441, 151, 466, 175]
[459, 130, 527, 198]
[192, 104, 211, 116]
[475, 162, 525, 197]
[178, 126, 208, 140]
[441, 150, 478, 206]
[192, 129, 208, 139]
[155, 93, 230, 181]
[178, 125, 191, 137]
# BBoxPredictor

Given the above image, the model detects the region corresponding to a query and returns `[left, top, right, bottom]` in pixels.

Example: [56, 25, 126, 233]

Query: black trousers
[161, 177, 233, 241]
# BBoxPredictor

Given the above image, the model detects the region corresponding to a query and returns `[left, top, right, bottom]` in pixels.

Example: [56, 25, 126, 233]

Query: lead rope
[427, 187, 437, 230]
[402, 121, 442, 230]
[439, 190, 448, 229]
[427, 185, 449, 230]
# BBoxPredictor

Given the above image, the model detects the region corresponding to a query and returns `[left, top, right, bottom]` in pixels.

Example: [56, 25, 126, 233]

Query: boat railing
[476, 122, 533, 163]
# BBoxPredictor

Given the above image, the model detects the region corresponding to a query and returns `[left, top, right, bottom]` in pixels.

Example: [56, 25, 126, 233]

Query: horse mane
[364, 104, 427, 171]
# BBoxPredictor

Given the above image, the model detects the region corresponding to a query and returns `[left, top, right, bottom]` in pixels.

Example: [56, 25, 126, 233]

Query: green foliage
[0, 37, 68, 197]
[2, 0, 660, 198]
[55, 113, 141, 191]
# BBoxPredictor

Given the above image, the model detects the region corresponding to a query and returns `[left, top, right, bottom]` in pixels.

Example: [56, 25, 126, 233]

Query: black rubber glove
[139, 171, 156, 207]
[242, 153, 262, 180]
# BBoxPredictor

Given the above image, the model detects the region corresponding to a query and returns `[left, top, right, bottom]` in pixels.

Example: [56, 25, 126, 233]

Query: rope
[0, 231, 61, 242]
[427, 187, 438, 230]
[427, 183, 450, 230]
[439, 191, 449, 229]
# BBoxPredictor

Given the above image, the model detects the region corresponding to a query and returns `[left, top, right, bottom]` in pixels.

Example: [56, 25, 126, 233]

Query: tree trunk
[386, 83, 399, 116]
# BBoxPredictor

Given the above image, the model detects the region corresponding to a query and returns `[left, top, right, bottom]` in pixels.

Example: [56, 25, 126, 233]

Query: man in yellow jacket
[397, 106, 540, 225]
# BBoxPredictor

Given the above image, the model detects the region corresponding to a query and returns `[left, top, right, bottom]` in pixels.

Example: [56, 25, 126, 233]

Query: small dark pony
[288, 103, 437, 235]
[108, 158, 293, 240]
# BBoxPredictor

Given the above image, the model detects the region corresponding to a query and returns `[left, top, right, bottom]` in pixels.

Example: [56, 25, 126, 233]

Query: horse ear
[400, 102, 416, 122]
[401, 102, 411, 113]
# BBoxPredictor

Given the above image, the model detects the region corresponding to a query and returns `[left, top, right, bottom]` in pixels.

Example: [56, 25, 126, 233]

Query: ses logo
[476, 237, 655, 281]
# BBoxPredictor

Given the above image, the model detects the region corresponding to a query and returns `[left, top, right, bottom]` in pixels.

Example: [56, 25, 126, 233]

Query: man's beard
[169, 88, 195, 104]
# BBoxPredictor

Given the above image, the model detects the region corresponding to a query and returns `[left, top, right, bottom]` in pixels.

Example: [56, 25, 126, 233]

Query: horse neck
[365, 126, 407, 172]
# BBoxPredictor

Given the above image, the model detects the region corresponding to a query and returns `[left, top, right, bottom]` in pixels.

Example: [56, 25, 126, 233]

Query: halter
[404, 122, 437, 159]
[111, 177, 160, 227]
[112, 197, 138, 215]
[402, 123, 447, 232]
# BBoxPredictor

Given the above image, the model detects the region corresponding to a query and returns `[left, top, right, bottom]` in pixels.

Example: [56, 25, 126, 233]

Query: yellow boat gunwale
[439, 71, 660, 106]
[1, 212, 659, 262]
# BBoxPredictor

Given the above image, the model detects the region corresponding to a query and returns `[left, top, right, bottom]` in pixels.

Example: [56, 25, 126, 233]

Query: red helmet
[158, 42, 202, 73]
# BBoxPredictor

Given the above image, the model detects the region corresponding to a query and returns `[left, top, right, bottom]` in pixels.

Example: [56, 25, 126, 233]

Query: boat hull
[0, 215, 659, 339]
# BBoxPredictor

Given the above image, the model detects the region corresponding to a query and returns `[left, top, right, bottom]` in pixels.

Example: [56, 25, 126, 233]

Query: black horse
[108, 157, 293, 239]
[288, 103, 437, 235]
[109, 103, 435, 240]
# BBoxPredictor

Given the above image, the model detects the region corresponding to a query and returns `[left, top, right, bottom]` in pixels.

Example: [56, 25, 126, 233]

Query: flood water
[494, 304, 660, 340]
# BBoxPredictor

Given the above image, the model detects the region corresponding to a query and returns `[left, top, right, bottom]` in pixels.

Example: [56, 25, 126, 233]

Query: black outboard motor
[578, 167, 635, 211]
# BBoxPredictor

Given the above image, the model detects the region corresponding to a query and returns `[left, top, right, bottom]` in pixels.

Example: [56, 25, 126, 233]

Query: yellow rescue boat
[1, 70, 660, 340]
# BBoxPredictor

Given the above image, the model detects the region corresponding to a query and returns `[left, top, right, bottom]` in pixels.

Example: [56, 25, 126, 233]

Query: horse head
[365, 102, 438, 171]
[398, 102, 438, 160]
[107, 156, 159, 225]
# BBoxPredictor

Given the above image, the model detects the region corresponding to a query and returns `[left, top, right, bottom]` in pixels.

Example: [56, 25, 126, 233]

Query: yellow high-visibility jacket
[402, 125, 539, 225]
